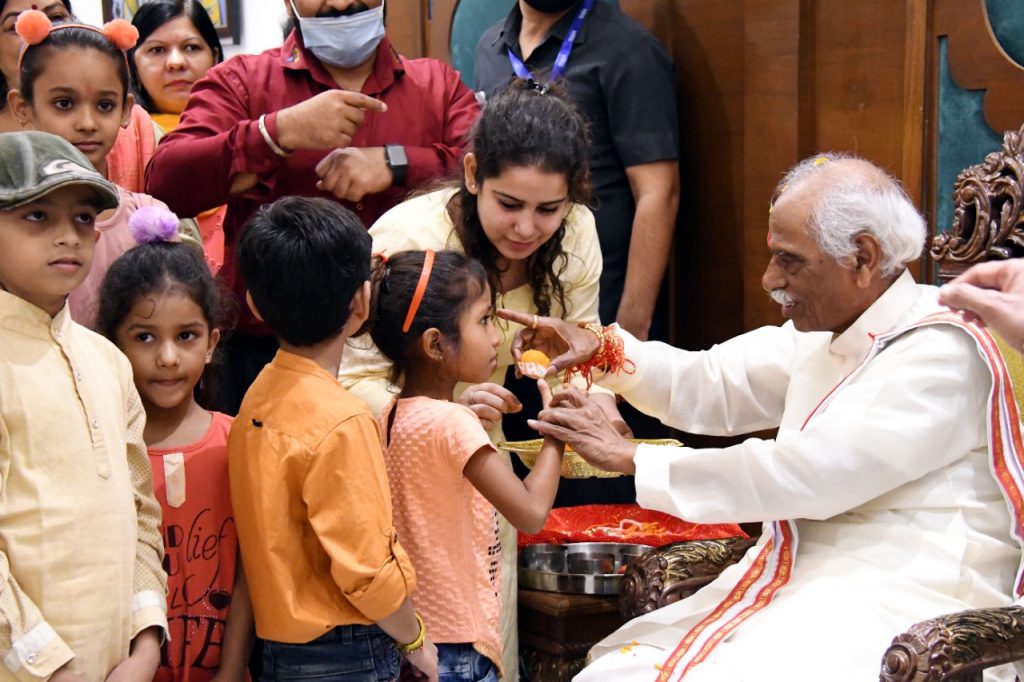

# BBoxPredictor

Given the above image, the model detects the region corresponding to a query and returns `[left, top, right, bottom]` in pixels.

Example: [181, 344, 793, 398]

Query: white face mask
[289, 0, 385, 69]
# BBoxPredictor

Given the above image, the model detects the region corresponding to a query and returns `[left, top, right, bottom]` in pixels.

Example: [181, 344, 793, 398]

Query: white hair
[776, 153, 926, 278]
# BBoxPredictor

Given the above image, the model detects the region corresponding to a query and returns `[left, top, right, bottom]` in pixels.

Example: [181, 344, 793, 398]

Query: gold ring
[531, 314, 538, 329]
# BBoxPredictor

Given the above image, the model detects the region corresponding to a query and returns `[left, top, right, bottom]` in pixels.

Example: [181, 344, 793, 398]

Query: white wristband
[258, 114, 290, 158]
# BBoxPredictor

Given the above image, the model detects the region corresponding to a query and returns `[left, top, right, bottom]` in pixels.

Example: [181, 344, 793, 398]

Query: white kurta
[577, 271, 1021, 681]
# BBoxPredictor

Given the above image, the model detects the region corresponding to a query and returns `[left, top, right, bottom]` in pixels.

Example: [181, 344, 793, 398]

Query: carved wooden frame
[930, 124, 1024, 281]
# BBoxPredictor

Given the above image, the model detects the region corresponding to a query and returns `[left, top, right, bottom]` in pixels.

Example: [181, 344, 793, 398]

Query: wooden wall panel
[385, 2, 424, 59]
[738, 0, 803, 333]
[660, 0, 747, 348]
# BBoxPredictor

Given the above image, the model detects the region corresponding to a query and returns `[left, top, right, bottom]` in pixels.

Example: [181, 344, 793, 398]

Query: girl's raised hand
[496, 309, 601, 374]
[458, 382, 522, 431]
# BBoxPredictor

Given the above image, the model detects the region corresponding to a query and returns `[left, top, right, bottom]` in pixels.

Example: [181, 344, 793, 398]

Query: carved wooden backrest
[930, 123, 1024, 421]
[930, 124, 1024, 283]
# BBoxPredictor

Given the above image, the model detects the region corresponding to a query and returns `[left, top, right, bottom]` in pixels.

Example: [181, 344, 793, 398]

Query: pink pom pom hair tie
[129, 206, 180, 245]
[15, 12, 138, 70]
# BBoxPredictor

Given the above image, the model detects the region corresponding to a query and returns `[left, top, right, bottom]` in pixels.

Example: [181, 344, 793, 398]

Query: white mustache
[770, 289, 795, 306]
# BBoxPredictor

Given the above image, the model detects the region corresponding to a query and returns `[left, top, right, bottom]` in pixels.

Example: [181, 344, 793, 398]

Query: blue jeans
[437, 644, 498, 682]
[261, 624, 401, 681]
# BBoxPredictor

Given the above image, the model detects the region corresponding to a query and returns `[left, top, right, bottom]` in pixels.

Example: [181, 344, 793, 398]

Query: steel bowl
[518, 542, 654, 595]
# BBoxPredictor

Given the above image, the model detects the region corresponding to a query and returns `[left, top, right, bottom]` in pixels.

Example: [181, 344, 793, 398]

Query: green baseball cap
[0, 131, 119, 211]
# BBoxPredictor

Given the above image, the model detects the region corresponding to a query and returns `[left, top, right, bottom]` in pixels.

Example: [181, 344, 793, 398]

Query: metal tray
[518, 542, 653, 595]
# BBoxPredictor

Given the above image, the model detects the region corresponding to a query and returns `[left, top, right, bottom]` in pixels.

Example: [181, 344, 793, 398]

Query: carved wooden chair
[618, 125, 1024, 681]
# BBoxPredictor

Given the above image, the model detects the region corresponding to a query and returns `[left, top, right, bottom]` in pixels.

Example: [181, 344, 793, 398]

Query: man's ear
[245, 291, 264, 322]
[419, 328, 445, 362]
[852, 233, 883, 287]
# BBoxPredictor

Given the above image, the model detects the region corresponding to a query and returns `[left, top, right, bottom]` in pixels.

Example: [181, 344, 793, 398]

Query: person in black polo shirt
[475, 0, 680, 342]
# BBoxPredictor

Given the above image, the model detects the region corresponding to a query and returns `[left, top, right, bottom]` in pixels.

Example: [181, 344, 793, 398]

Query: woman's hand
[496, 310, 601, 374]
[458, 383, 522, 431]
[529, 386, 638, 474]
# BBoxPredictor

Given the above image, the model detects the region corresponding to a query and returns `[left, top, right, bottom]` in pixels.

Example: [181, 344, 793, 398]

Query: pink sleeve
[107, 105, 158, 194]
[437, 404, 497, 473]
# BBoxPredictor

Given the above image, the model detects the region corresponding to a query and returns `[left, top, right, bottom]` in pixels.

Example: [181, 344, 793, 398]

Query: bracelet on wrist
[564, 323, 635, 389]
[396, 613, 425, 654]
[258, 114, 290, 158]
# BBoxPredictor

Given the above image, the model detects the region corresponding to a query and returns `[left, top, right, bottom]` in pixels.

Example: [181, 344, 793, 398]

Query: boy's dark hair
[96, 241, 234, 407]
[455, 78, 591, 317]
[129, 0, 223, 113]
[238, 196, 371, 347]
[0, 0, 72, 109]
[363, 250, 490, 386]
[19, 23, 130, 104]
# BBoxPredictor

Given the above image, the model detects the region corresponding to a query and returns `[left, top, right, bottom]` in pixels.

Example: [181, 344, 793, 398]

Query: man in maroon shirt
[147, 0, 480, 412]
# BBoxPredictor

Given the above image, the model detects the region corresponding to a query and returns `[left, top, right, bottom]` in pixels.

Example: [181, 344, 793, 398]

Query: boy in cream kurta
[0, 131, 167, 682]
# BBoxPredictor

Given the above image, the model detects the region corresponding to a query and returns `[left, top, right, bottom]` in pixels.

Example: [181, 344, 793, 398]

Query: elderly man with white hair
[501, 154, 1024, 681]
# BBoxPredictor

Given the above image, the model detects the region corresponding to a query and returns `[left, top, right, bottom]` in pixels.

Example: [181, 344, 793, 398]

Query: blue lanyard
[507, 0, 595, 82]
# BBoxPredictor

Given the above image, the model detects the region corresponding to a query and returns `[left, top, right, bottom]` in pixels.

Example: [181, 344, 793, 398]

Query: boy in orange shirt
[228, 196, 437, 681]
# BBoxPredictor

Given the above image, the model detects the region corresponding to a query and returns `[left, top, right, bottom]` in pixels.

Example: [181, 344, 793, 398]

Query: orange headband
[15, 10, 138, 70]
[402, 249, 435, 333]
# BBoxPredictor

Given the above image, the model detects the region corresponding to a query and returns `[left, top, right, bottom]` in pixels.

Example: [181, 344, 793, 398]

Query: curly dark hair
[453, 78, 591, 317]
[96, 241, 235, 409]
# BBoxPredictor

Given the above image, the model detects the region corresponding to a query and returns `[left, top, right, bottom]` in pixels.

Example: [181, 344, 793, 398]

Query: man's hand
[104, 627, 161, 682]
[458, 383, 522, 431]
[50, 665, 86, 682]
[497, 309, 601, 374]
[274, 91, 387, 152]
[939, 259, 1024, 351]
[529, 386, 638, 474]
[315, 147, 392, 202]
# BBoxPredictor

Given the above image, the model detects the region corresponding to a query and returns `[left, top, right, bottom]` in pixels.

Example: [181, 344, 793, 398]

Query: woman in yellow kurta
[339, 79, 625, 682]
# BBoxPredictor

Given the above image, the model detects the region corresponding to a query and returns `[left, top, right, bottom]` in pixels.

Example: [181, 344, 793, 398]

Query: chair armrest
[880, 605, 1024, 681]
[618, 537, 756, 619]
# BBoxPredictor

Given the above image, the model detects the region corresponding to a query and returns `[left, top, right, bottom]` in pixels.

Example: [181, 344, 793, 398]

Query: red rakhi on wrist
[563, 323, 635, 389]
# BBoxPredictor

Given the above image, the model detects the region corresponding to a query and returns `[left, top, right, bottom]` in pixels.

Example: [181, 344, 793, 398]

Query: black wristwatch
[384, 144, 408, 187]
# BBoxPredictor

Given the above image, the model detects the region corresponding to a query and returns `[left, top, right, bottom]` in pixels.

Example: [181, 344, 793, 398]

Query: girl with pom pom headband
[9, 9, 138, 177]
